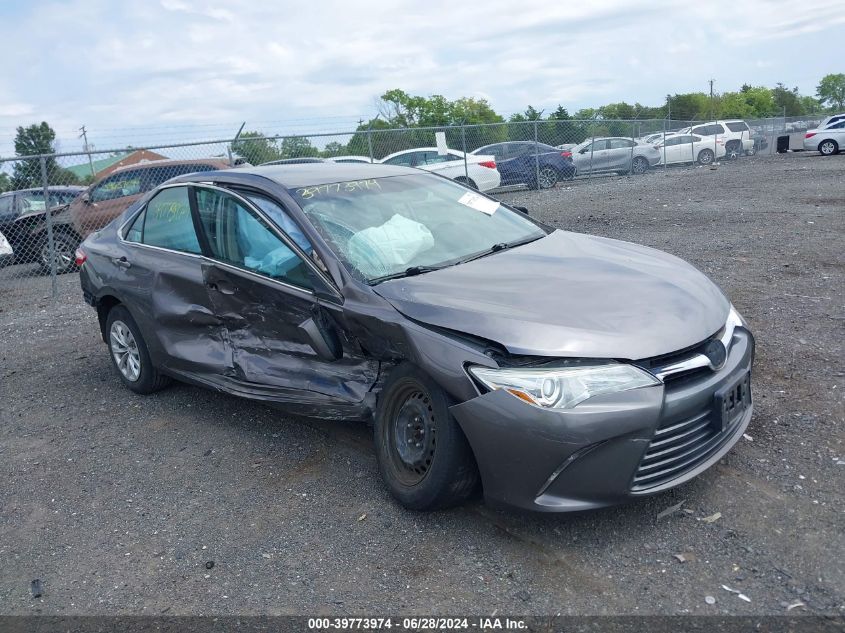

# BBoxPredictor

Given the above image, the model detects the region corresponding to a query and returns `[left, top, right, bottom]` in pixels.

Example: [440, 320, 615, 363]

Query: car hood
[373, 230, 730, 359]
[16, 203, 70, 222]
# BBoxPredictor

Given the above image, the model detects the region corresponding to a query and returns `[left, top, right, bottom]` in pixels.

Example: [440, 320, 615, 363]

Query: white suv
[683, 120, 754, 158]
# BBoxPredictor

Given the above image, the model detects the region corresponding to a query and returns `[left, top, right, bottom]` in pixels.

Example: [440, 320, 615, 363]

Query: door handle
[113, 256, 131, 269]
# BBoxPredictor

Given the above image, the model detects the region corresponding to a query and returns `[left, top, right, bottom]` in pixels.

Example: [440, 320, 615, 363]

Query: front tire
[106, 305, 171, 395]
[374, 364, 479, 510]
[819, 139, 839, 156]
[697, 148, 715, 165]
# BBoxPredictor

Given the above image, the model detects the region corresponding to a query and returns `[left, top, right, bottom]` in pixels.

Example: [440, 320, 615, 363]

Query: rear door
[119, 184, 228, 376]
[607, 138, 635, 171]
[192, 185, 378, 411]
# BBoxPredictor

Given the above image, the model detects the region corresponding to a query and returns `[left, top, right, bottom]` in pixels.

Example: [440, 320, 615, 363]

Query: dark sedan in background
[471, 141, 576, 189]
[77, 163, 754, 513]
[0, 186, 85, 271]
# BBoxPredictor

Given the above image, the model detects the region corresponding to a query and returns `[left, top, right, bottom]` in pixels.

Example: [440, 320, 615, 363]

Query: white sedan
[803, 119, 844, 155]
[656, 134, 727, 166]
[379, 148, 501, 192]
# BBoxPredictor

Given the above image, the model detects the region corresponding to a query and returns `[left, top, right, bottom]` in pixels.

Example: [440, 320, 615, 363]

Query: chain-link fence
[0, 115, 801, 297]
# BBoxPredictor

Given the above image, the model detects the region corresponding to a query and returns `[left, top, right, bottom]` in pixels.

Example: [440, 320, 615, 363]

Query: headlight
[468, 363, 660, 410]
[728, 305, 747, 329]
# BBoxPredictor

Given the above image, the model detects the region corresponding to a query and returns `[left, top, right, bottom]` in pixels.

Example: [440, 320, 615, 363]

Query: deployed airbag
[347, 214, 434, 277]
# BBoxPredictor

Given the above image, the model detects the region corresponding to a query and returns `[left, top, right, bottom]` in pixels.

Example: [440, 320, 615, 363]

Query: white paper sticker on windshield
[457, 192, 498, 215]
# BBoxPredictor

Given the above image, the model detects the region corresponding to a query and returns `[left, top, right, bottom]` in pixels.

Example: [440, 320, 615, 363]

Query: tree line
[2, 73, 843, 190]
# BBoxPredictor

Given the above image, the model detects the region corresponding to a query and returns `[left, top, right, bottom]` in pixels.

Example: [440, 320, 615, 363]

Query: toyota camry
[77, 163, 754, 512]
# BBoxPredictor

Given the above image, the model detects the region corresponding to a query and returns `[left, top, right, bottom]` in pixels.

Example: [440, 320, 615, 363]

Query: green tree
[0, 171, 11, 193]
[232, 131, 281, 165]
[322, 141, 348, 157]
[278, 137, 320, 159]
[816, 73, 845, 110]
[772, 83, 804, 116]
[666, 93, 710, 121]
[11, 122, 79, 188]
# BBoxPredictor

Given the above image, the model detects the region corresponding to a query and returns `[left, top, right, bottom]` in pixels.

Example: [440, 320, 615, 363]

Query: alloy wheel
[41, 239, 74, 273]
[538, 167, 558, 189]
[632, 157, 648, 174]
[110, 320, 141, 382]
[820, 141, 836, 155]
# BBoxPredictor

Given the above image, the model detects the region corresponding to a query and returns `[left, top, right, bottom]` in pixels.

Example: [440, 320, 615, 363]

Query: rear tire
[537, 166, 559, 189]
[39, 233, 79, 274]
[725, 142, 741, 160]
[631, 156, 649, 175]
[819, 140, 839, 156]
[454, 176, 478, 189]
[697, 149, 715, 165]
[106, 305, 171, 395]
[374, 363, 479, 510]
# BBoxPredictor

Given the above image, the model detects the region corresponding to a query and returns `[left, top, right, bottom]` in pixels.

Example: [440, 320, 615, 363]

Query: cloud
[0, 0, 841, 156]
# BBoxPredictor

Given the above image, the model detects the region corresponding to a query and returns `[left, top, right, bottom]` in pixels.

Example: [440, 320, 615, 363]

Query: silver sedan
[572, 137, 662, 175]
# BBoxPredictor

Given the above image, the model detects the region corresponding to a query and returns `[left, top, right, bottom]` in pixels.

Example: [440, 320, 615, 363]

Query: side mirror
[514, 205, 530, 215]
[579, 148, 589, 154]
[81, 193, 92, 205]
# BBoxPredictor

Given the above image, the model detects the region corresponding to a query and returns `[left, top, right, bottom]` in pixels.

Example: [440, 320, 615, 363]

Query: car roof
[2, 186, 86, 194]
[110, 157, 230, 176]
[176, 163, 421, 189]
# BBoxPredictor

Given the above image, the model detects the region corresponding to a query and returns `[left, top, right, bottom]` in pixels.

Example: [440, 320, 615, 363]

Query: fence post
[588, 119, 596, 181]
[662, 117, 667, 171]
[461, 122, 469, 181]
[533, 120, 540, 190]
[367, 123, 375, 164]
[629, 121, 636, 175]
[40, 155, 58, 300]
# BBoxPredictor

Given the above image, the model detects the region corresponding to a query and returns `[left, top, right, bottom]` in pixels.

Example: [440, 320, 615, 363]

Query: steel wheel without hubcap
[110, 320, 141, 382]
[820, 140, 837, 156]
[631, 157, 648, 174]
[538, 167, 559, 189]
[389, 387, 436, 486]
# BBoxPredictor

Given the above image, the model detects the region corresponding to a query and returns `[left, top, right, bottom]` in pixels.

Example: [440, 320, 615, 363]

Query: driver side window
[194, 188, 313, 290]
[91, 170, 142, 202]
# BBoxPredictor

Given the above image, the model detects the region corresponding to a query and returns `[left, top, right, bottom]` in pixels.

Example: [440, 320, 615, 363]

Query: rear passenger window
[124, 209, 145, 242]
[726, 122, 749, 133]
[141, 186, 201, 254]
[609, 139, 634, 149]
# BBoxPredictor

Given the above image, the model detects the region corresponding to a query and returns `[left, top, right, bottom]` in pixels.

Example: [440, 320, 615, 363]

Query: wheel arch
[96, 294, 123, 343]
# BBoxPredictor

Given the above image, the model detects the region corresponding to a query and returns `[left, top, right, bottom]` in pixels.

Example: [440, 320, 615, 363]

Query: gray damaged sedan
[77, 164, 754, 512]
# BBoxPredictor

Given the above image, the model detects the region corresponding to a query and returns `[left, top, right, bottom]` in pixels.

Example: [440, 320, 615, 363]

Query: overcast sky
[0, 0, 843, 155]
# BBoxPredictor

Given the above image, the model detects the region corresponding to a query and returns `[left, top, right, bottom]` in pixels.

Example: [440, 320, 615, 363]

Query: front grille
[630, 395, 745, 492]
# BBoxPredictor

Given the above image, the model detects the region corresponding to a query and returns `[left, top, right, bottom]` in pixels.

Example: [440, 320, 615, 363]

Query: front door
[192, 185, 378, 413]
[581, 139, 609, 173]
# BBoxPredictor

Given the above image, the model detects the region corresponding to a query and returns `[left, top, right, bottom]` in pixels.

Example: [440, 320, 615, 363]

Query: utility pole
[709, 79, 715, 120]
[79, 125, 96, 179]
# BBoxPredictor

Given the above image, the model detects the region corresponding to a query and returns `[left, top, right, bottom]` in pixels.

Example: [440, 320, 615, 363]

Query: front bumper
[450, 328, 754, 512]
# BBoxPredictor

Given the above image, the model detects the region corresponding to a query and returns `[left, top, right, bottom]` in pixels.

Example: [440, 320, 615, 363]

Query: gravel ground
[0, 152, 843, 616]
